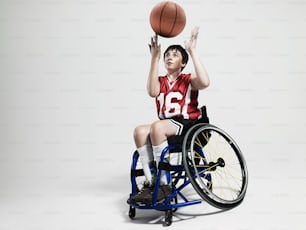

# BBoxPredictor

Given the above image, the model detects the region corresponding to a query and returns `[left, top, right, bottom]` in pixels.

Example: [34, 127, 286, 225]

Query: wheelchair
[127, 106, 248, 226]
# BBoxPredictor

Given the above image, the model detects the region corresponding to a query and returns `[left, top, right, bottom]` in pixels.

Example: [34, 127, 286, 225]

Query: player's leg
[130, 124, 155, 205]
[133, 124, 154, 183]
[148, 120, 180, 202]
[134, 124, 151, 148]
[150, 120, 179, 184]
[150, 119, 180, 146]
[134, 120, 179, 184]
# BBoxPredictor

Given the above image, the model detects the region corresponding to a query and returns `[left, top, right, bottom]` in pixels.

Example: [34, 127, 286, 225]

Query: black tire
[164, 209, 173, 226]
[129, 206, 136, 219]
[182, 123, 248, 209]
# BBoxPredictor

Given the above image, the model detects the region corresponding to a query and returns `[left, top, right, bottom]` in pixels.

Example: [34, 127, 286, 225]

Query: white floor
[0, 147, 305, 230]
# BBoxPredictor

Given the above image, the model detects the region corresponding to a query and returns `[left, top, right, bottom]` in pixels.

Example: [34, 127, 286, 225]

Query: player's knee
[134, 125, 149, 140]
[150, 121, 165, 138]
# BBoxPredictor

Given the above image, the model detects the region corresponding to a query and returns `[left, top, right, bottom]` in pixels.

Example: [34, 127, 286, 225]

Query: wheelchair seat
[167, 106, 209, 152]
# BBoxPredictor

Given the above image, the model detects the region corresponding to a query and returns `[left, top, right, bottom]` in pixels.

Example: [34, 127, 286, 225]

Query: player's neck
[167, 71, 181, 82]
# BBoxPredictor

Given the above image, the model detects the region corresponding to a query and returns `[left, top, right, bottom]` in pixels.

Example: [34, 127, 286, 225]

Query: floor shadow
[100, 172, 230, 226]
[119, 194, 230, 226]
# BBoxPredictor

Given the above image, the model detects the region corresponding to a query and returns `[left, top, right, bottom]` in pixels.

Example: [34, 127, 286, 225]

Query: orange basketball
[149, 1, 186, 38]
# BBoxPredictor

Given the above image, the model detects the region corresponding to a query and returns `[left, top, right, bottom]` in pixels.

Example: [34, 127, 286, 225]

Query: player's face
[164, 49, 185, 71]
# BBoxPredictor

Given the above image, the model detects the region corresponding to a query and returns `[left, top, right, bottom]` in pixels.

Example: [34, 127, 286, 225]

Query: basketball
[149, 1, 186, 38]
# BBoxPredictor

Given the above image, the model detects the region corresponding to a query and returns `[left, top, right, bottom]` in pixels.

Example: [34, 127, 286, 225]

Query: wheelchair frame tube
[128, 146, 203, 210]
[130, 150, 139, 195]
[152, 145, 171, 205]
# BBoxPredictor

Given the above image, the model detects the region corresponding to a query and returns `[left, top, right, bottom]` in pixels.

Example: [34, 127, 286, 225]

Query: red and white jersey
[155, 73, 201, 120]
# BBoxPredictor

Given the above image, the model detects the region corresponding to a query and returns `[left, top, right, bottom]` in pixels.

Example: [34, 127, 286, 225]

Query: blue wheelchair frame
[128, 143, 211, 211]
[127, 106, 248, 226]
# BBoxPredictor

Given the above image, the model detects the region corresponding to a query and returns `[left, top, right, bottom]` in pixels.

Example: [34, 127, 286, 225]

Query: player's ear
[181, 62, 186, 68]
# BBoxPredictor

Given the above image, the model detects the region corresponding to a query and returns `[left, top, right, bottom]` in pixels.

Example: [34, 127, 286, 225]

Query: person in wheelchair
[130, 27, 210, 205]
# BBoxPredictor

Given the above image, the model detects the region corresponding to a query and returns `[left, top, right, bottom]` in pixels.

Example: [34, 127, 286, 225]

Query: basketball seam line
[167, 3, 178, 37]
[159, 2, 168, 36]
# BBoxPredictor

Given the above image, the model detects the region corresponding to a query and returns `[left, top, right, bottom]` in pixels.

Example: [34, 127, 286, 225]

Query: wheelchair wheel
[129, 206, 136, 219]
[182, 123, 248, 209]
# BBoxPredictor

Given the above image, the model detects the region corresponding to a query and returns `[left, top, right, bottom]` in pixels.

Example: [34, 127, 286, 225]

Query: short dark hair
[163, 45, 189, 70]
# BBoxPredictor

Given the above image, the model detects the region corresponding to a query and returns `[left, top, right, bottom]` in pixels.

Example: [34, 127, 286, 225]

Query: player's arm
[184, 27, 210, 90]
[147, 35, 161, 97]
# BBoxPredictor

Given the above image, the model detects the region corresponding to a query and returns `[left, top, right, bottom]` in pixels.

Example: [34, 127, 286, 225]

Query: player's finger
[193, 27, 199, 38]
[155, 34, 158, 44]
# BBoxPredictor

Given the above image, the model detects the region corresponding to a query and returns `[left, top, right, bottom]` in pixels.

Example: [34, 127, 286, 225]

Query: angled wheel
[129, 206, 136, 219]
[164, 209, 173, 226]
[182, 123, 248, 209]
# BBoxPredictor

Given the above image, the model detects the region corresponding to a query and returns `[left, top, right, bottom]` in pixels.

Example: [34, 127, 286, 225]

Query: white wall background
[0, 0, 306, 229]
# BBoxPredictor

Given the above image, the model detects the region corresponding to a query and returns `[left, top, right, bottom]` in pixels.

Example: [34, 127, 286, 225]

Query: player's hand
[184, 27, 199, 53]
[148, 34, 161, 60]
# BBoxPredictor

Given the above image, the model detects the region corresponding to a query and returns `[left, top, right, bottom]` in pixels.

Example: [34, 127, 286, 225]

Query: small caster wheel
[128, 206, 135, 219]
[172, 196, 178, 213]
[164, 209, 173, 226]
